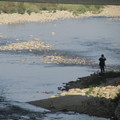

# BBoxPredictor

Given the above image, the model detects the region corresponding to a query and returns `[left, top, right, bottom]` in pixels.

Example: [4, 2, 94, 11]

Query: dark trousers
[100, 66, 105, 73]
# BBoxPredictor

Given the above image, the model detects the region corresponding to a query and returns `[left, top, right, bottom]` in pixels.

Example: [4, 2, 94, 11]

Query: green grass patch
[85, 87, 94, 95]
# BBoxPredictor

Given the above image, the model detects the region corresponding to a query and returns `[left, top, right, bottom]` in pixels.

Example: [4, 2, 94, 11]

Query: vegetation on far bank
[0, 1, 104, 15]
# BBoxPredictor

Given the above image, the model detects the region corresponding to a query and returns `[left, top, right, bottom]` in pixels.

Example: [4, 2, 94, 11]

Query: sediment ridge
[43, 55, 93, 65]
[0, 6, 120, 25]
[0, 40, 53, 51]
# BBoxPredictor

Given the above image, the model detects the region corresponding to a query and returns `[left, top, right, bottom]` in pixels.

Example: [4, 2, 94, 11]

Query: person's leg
[103, 66, 105, 72]
[100, 66, 102, 73]
[101, 66, 104, 73]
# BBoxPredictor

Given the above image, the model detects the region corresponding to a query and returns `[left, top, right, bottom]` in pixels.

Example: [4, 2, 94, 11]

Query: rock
[16, 38, 20, 41]
[42, 91, 54, 94]
[106, 85, 113, 89]
[115, 102, 120, 119]
[30, 114, 36, 120]
[13, 118, 19, 120]
[51, 32, 56, 36]
[58, 87, 62, 90]
[0, 35, 4, 38]
[60, 91, 68, 96]
[50, 96, 57, 98]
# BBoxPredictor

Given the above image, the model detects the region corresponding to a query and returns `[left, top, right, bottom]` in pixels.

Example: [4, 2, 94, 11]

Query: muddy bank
[29, 95, 116, 118]
[0, 6, 120, 25]
[29, 72, 120, 119]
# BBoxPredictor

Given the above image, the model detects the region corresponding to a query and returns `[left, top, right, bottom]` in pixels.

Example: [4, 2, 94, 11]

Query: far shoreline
[0, 5, 120, 25]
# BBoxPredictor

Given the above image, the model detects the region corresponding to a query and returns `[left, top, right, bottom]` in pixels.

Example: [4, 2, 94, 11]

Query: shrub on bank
[0, 1, 104, 15]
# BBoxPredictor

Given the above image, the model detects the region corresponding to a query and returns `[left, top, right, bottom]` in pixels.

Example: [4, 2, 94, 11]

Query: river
[0, 17, 120, 120]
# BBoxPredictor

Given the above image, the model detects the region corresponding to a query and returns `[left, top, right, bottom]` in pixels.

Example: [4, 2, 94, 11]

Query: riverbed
[0, 17, 120, 120]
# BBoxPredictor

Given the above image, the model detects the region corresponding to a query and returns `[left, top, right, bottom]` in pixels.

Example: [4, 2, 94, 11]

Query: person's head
[101, 54, 104, 57]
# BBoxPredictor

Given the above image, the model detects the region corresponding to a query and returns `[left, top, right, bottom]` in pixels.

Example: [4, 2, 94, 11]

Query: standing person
[99, 54, 106, 73]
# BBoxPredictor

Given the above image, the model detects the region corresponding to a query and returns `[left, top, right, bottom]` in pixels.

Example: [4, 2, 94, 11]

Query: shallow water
[0, 17, 120, 120]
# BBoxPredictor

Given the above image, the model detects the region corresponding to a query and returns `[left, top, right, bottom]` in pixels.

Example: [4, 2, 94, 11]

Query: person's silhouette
[99, 54, 106, 73]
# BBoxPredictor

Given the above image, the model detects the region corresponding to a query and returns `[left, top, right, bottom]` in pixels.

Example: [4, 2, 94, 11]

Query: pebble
[0, 35, 4, 38]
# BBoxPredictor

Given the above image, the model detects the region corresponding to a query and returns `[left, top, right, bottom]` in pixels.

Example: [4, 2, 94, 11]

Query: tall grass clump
[0, 2, 26, 14]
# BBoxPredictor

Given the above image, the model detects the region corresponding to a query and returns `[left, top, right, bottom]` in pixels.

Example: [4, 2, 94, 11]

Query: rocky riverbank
[56, 84, 120, 99]
[0, 6, 120, 25]
[29, 71, 120, 119]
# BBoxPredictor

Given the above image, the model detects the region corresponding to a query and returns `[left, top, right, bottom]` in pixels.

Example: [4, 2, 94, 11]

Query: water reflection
[0, 17, 120, 120]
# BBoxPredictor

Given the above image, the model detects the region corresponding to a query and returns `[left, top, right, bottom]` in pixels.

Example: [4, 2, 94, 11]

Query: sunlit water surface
[0, 17, 120, 120]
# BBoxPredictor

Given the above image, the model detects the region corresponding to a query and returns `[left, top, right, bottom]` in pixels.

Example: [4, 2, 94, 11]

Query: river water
[0, 17, 120, 120]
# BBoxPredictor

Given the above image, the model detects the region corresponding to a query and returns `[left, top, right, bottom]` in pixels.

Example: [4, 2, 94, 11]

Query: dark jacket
[99, 57, 106, 67]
